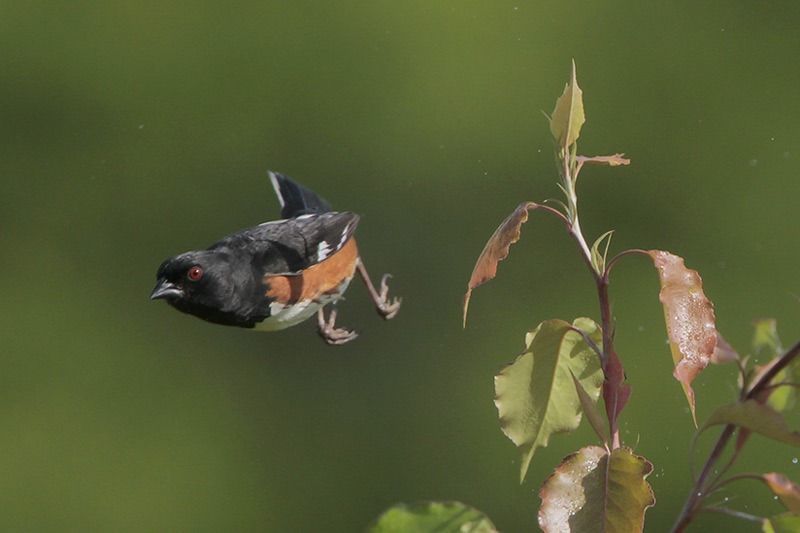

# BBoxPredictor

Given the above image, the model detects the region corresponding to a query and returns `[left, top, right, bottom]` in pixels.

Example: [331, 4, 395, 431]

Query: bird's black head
[151, 250, 254, 327]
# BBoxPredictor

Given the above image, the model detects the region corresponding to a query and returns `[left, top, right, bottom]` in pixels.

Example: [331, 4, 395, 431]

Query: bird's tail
[268, 171, 333, 218]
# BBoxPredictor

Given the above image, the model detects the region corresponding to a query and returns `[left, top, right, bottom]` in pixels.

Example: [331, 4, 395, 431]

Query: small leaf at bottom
[369, 501, 496, 533]
[538, 446, 655, 533]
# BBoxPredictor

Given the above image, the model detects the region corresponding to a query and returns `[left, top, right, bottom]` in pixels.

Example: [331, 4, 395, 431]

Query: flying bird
[150, 172, 400, 344]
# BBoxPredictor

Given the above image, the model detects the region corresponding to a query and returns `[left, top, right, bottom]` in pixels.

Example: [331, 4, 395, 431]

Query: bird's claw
[317, 308, 358, 345]
[377, 273, 402, 320]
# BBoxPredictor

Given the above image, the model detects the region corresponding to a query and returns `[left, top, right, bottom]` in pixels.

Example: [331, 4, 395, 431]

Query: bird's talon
[318, 308, 358, 345]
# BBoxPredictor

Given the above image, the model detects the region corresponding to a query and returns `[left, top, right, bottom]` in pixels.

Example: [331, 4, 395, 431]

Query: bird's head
[150, 250, 243, 325]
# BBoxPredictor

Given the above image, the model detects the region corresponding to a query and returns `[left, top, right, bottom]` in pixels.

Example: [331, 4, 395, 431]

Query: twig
[671, 338, 800, 532]
[700, 506, 763, 524]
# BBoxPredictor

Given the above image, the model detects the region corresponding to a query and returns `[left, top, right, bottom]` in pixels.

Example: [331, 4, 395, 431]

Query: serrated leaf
[494, 318, 604, 482]
[763, 512, 800, 533]
[463, 201, 538, 327]
[538, 446, 655, 533]
[576, 154, 631, 167]
[763, 473, 800, 512]
[549, 61, 585, 151]
[590, 230, 614, 273]
[701, 400, 800, 446]
[648, 250, 723, 425]
[571, 370, 608, 444]
[368, 501, 497, 533]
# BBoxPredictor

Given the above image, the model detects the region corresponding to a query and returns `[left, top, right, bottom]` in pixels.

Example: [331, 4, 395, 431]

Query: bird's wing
[217, 212, 360, 274]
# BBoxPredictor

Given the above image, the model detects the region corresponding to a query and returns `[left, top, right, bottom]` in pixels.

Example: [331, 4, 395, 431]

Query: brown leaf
[763, 473, 800, 513]
[648, 251, 720, 425]
[576, 153, 631, 167]
[463, 202, 538, 327]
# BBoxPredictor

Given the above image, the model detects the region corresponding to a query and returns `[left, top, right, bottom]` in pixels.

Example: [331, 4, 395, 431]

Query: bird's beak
[150, 279, 184, 300]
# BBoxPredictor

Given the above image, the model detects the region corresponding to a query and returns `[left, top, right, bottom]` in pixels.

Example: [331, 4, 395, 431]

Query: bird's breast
[256, 238, 359, 331]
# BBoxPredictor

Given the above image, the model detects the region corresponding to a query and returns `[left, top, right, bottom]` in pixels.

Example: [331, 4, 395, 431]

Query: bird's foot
[317, 308, 358, 345]
[375, 274, 402, 320]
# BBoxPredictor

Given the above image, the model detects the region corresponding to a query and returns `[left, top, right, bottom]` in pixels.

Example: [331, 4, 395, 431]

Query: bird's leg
[317, 306, 358, 345]
[356, 258, 401, 319]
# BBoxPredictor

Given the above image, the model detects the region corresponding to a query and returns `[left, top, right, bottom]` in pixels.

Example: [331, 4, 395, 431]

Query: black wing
[212, 212, 360, 274]
[269, 171, 333, 218]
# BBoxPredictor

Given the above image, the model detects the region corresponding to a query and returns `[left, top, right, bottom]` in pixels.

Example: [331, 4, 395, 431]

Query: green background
[3, 1, 800, 531]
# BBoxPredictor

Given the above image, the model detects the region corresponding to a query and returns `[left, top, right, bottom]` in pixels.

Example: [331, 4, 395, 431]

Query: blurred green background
[3, 1, 800, 531]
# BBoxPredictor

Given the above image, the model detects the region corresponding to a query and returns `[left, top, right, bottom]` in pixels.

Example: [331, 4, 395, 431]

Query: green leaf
[549, 61, 585, 152]
[753, 318, 783, 358]
[368, 501, 496, 533]
[590, 230, 614, 273]
[752, 319, 799, 412]
[495, 318, 604, 482]
[763, 512, 800, 533]
[571, 370, 608, 444]
[538, 446, 655, 533]
[701, 400, 800, 446]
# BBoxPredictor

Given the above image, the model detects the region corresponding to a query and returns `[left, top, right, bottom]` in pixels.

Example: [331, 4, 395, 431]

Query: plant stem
[597, 276, 621, 449]
[671, 338, 800, 532]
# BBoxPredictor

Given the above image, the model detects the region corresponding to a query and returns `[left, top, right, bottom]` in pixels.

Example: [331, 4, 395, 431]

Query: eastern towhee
[150, 172, 400, 344]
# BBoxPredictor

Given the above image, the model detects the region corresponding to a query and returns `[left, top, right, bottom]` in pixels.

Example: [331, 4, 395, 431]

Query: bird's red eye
[187, 266, 203, 281]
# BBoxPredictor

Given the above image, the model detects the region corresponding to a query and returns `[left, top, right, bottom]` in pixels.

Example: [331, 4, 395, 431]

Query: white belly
[254, 276, 353, 331]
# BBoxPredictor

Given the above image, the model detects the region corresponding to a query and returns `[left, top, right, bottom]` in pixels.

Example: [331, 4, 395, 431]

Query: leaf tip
[462, 290, 472, 329]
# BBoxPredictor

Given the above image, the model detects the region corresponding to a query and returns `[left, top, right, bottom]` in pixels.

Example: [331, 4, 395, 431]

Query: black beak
[150, 279, 184, 300]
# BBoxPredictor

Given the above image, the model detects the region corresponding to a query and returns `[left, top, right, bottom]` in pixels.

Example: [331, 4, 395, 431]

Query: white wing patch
[313, 218, 356, 263]
[338, 221, 352, 249]
[317, 240, 333, 261]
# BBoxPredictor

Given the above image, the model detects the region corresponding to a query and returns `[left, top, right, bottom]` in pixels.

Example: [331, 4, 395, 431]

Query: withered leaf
[463, 201, 538, 327]
[648, 250, 722, 425]
[576, 153, 631, 167]
[763, 473, 800, 513]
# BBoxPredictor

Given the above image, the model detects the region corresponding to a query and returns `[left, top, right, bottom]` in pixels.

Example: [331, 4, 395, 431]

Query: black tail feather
[268, 171, 333, 218]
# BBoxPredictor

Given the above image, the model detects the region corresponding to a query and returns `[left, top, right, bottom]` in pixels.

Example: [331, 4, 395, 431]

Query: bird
[150, 171, 401, 345]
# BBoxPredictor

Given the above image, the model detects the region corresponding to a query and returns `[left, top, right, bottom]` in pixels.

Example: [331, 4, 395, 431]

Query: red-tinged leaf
[549, 61, 585, 151]
[648, 250, 721, 425]
[576, 153, 631, 167]
[538, 446, 655, 533]
[701, 400, 800, 447]
[763, 473, 800, 512]
[463, 201, 538, 327]
[711, 333, 739, 364]
[603, 347, 631, 431]
[735, 427, 751, 455]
